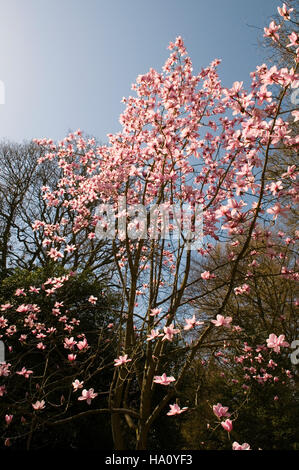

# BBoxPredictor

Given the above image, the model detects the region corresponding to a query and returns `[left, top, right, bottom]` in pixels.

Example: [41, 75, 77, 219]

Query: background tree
[0, 264, 120, 449]
[178, 232, 298, 450]
[0, 139, 114, 282]
[0, 139, 119, 448]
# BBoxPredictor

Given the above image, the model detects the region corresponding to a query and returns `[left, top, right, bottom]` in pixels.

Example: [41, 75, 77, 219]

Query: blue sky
[0, 0, 279, 143]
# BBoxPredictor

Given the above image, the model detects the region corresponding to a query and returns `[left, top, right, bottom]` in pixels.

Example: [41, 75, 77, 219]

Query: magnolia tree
[0, 3, 298, 450]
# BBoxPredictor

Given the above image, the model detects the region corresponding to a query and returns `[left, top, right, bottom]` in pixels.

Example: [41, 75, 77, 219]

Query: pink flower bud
[221, 419, 233, 432]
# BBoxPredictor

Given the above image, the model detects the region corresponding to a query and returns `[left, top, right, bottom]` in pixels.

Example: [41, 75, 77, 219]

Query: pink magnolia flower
[201, 271, 215, 280]
[114, 354, 132, 367]
[167, 404, 188, 416]
[77, 337, 89, 351]
[88, 295, 97, 304]
[15, 289, 26, 297]
[264, 21, 281, 42]
[232, 325, 242, 332]
[5, 415, 13, 425]
[65, 244, 76, 253]
[162, 323, 180, 341]
[29, 286, 40, 294]
[184, 315, 204, 330]
[72, 379, 84, 391]
[32, 400, 45, 410]
[211, 315, 232, 327]
[78, 388, 98, 405]
[268, 181, 283, 195]
[0, 363, 11, 377]
[277, 3, 293, 20]
[286, 32, 298, 48]
[231, 81, 243, 94]
[213, 403, 230, 419]
[268, 359, 277, 369]
[257, 85, 272, 105]
[1, 303, 12, 311]
[64, 337, 77, 349]
[153, 373, 175, 386]
[266, 203, 289, 220]
[47, 248, 63, 261]
[234, 283, 250, 295]
[0, 316, 8, 328]
[150, 308, 162, 316]
[68, 354, 77, 362]
[16, 367, 33, 379]
[221, 419, 233, 432]
[16, 304, 31, 313]
[146, 329, 162, 341]
[232, 441, 251, 450]
[282, 165, 297, 180]
[31, 220, 45, 230]
[266, 334, 289, 353]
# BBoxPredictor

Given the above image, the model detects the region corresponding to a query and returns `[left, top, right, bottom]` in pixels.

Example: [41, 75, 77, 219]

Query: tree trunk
[111, 413, 126, 450]
[136, 422, 149, 450]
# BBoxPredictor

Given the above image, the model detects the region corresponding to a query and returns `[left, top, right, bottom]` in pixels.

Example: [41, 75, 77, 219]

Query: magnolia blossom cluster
[32, 32, 298, 255]
[211, 334, 291, 390]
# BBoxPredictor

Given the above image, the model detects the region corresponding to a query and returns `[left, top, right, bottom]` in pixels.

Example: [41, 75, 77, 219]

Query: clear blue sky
[0, 0, 279, 143]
